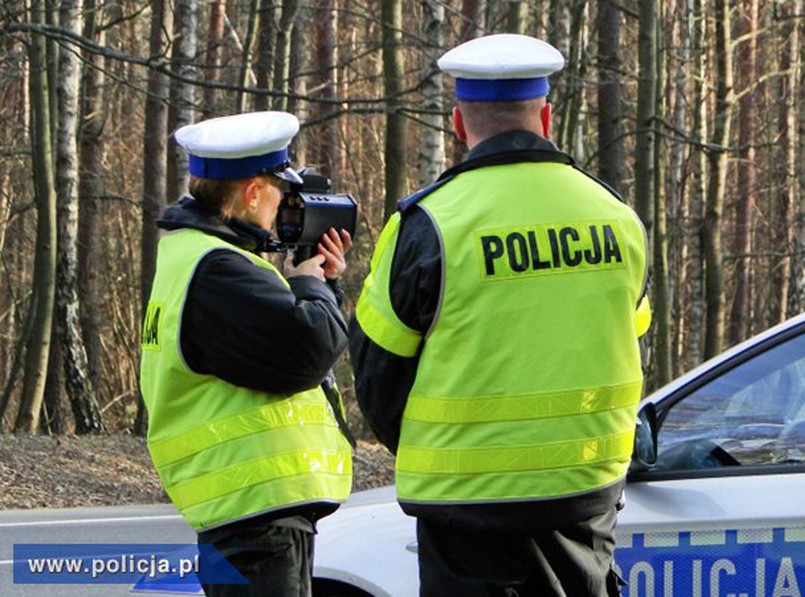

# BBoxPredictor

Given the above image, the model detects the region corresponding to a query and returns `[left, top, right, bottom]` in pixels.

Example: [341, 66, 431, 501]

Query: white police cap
[175, 111, 303, 183]
[437, 34, 565, 101]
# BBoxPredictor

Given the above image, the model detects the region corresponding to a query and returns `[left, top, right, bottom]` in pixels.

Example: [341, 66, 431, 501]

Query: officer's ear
[240, 177, 263, 215]
[540, 101, 552, 138]
[452, 106, 467, 143]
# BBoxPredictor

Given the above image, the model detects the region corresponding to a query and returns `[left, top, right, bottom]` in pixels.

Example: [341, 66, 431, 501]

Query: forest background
[0, 0, 802, 438]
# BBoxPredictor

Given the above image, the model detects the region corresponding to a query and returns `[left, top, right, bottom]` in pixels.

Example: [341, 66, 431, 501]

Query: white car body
[313, 313, 805, 597]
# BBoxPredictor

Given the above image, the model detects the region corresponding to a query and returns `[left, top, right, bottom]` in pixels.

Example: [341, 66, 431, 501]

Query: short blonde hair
[187, 176, 247, 218]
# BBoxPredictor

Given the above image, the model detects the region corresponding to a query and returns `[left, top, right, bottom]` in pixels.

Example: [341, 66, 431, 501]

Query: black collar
[465, 131, 559, 162]
[437, 131, 573, 183]
[398, 132, 573, 212]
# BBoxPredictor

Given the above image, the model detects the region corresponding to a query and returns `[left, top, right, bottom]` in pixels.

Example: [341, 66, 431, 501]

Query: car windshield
[654, 331, 805, 470]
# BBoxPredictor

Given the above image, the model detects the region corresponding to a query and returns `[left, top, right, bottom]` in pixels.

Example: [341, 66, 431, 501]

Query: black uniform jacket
[349, 131, 625, 532]
[158, 197, 348, 397]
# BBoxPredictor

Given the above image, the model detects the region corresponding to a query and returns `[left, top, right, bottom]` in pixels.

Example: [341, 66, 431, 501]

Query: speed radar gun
[267, 168, 358, 265]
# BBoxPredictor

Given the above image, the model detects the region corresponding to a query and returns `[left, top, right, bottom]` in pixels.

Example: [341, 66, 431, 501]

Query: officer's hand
[319, 228, 352, 280]
[284, 252, 326, 282]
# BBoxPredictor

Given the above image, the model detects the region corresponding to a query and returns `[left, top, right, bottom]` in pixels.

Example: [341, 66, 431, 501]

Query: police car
[312, 313, 805, 597]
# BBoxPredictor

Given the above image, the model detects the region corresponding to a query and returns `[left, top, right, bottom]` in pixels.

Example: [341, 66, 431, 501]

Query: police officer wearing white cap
[350, 34, 650, 596]
[140, 111, 353, 597]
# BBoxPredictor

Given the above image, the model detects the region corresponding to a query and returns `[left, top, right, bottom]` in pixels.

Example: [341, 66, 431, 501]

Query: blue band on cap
[188, 148, 289, 180]
[455, 77, 550, 101]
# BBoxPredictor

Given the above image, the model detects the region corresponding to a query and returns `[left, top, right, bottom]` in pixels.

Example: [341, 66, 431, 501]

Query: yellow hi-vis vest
[140, 229, 352, 531]
[356, 159, 650, 505]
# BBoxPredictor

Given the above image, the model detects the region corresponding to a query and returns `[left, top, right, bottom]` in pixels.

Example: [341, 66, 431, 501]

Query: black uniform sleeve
[181, 249, 348, 395]
[348, 206, 442, 454]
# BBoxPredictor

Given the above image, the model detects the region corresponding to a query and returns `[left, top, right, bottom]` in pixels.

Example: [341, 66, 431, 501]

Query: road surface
[0, 504, 198, 596]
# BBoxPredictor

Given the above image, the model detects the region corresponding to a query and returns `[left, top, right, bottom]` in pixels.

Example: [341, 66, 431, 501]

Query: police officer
[139, 111, 353, 596]
[350, 34, 651, 596]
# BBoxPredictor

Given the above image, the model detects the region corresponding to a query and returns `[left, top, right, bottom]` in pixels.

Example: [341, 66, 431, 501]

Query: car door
[616, 318, 805, 597]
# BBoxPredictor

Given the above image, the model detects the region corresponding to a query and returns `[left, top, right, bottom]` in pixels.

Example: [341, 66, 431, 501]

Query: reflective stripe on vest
[140, 229, 352, 530]
[358, 160, 648, 505]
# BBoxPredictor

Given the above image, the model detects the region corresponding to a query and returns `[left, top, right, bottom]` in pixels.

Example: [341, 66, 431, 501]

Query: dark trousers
[198, 516, 314, 597]
[417, 508, 623, 597]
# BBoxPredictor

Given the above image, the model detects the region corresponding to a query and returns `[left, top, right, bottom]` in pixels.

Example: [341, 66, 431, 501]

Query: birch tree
[272, 0, 301, 111]
[168, 0, 198, 199]
[56, 0, 104, 433]
[418, 0, 445, 186]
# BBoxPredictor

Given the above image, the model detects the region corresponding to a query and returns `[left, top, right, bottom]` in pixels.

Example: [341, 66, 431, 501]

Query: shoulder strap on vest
[571, 165, 625, 203]
[397, 177, 454, 213]
[398, 149, 576, 213]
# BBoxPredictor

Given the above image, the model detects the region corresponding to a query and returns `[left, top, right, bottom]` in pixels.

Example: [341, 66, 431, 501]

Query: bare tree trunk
[419, 0, 445, 186]
[78, 0, 105, 394]
[236, 0, 259, 113]
[57, 0, 104, 433]
[137, 0, 173, 436]
[287, 15, 307, 162]
[0, 292, 34, 428]
[703, 0, 733, 359]
[16, 0, 57, 433]
[271, 0, 301, 111]
[0, 43, 31, 428]
[461, 0, 486, 40]
[254, 0, 275, 112]
[556, 1, 587, 159]
[42, 336, 63, 434]
[596, 0, 624, 189]
[670, 0, 692, 376]
[786, 0, 804, 317]
[547, 0, 569, 132]
[634, 0, 656, 233]
[381, 0, 406, 220]
[44, 0, 58, 146]
[685, 0, 707, 369]
[168, 0, 198, 199]
[652, 0, 671, 387]
[202, 0, 226, 119]
[728, 0, 757, 345]
[506, 0, 527, 34]
[314, 0, 339, 180]
[774, 0, 800, 321]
